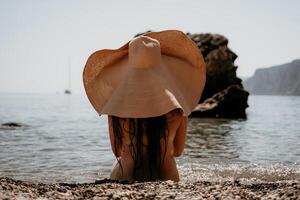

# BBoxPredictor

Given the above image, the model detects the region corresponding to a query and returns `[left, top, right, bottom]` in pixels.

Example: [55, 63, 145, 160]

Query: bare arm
[173, 116, 188, 157]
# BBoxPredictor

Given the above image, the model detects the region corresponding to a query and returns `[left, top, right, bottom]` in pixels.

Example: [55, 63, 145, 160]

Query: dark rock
[0, 122, 29, 130]
[1, 122, 24, 127]
[186, 32, 249, 118]
[192, 85, 249, 118]
[134, 31, 152, 38]
[187, 33, 249, 118]
[186, 33, 245, 93]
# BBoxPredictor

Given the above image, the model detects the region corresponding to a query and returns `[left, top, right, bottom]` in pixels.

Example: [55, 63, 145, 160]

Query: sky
[0, 0, 299, 94]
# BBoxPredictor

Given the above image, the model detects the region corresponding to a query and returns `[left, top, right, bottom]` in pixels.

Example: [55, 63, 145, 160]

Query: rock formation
[135, 31, 249, 119]
[186, 32, 249, 118]
[192, 85, 249, 118]
[0, 122, 29, 130]
[1, 122, 23, 127]
[243, 59, 300, 95]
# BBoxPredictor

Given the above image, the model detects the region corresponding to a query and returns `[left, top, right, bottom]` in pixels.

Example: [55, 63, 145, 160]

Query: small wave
[178, 162, 300, 184]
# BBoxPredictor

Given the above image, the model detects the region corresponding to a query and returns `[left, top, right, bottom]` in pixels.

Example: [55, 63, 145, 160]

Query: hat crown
[128, 36, 162, 68]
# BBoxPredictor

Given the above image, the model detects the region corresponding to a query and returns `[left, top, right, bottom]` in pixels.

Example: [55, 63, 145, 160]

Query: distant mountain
[243, 59, 300, 95]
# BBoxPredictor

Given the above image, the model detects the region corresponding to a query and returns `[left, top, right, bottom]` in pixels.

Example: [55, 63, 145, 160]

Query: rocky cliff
[243, 59, 300, 95]
[186, 32, 249, 118]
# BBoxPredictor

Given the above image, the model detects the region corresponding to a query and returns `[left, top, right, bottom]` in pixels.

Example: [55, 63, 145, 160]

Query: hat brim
[83, 30, 206, 117]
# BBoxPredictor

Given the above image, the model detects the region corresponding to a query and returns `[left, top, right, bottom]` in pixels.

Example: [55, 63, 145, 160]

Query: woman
[83, 30, 206, 182]
[108, 108, 187, 182]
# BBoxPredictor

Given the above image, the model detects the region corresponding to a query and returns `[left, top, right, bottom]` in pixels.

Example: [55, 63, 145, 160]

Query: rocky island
[243, 59, 300, 95]
[186, 32, 249, 119]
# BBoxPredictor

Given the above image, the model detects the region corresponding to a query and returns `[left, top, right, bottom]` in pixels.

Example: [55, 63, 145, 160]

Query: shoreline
[1, 177, 299, 199]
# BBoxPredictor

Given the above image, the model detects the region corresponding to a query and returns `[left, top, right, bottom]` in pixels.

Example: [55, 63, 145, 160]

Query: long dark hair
[111, 114, 168, 181]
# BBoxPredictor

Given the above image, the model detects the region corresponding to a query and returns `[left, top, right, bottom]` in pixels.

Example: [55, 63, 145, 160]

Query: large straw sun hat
[83, 30, 206, 118]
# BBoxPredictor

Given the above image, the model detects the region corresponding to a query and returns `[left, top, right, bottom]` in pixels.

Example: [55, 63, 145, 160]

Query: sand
[0, 177, 299, 200]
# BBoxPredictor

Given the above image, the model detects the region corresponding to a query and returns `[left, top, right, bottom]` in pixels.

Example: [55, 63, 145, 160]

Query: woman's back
[108, 108, 187, 182]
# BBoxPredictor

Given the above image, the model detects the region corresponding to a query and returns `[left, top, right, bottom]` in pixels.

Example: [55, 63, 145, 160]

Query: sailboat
[64, 57, 72, 94]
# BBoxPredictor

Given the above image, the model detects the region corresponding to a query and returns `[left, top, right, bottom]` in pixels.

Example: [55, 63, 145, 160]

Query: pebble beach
[1, 177, 299, 200]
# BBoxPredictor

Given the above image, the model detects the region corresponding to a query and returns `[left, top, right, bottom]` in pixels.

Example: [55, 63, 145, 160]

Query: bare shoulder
[166, 108, 184, 119]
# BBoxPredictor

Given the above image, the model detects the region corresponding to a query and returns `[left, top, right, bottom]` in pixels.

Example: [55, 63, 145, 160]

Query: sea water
[0, 93, 299, 183]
